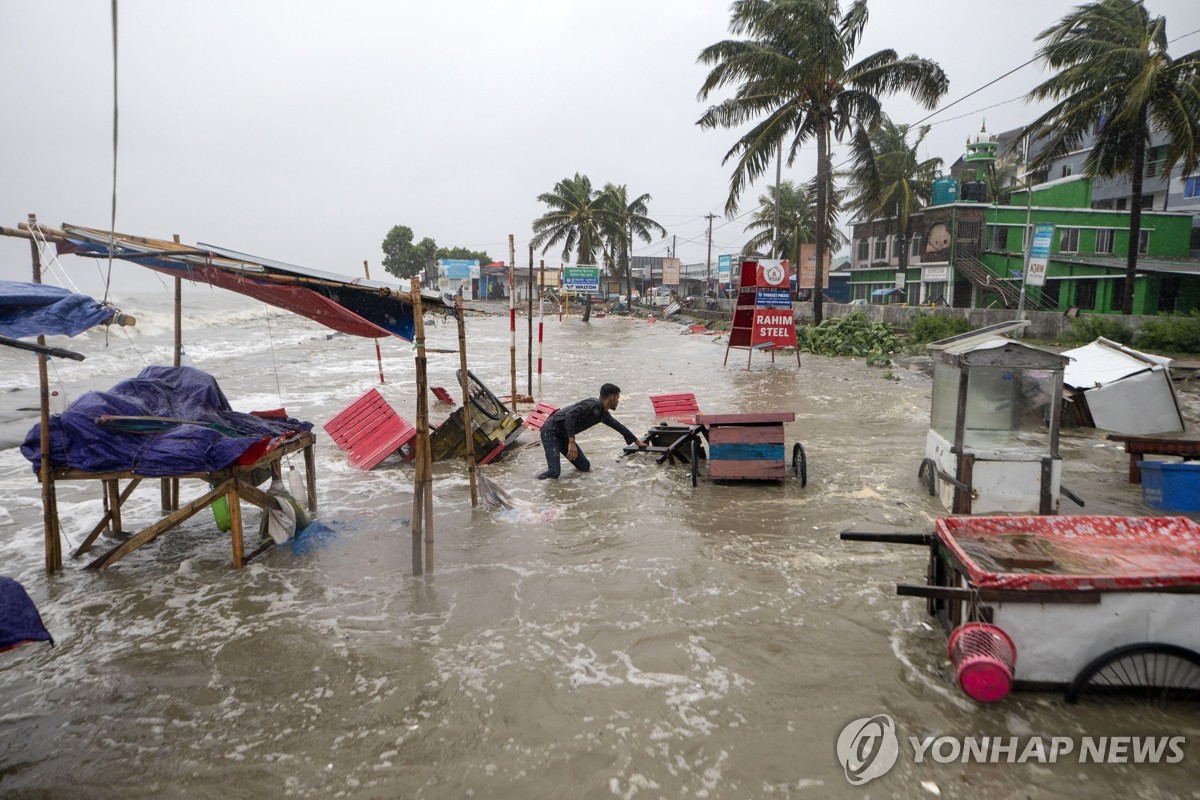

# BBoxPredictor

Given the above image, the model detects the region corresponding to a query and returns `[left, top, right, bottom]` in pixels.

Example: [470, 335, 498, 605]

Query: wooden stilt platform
[41, 433, 318, 571]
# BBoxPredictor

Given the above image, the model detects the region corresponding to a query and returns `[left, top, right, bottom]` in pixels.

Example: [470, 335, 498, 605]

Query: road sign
[1025, 223, 1054, 287]
[562, 266, 600, 292]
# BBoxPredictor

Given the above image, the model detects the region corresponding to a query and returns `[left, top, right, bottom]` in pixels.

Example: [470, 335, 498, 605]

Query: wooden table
[1106, 431, 1200, 484]
[48, 433, 317, 571]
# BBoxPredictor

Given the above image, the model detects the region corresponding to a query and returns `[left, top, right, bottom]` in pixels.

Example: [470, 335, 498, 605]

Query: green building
[849, 177, 1196, 314]
[848, 126, 1198, 315]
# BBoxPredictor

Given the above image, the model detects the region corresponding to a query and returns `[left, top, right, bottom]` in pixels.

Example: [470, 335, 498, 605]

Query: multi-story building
[848, 126, 1200, 314]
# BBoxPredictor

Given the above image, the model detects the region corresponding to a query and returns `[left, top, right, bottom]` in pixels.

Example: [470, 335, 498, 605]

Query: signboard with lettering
[718, 254, 732, 285]
[750, 307, 798, 348]
[756, 258, 789, 289]
[1025, 223, 1054, 287]
[755, 288, 793, 308]
[797, 245, 830, 289]
[663, 258, 681, 285]
[562, 266, 601, 292]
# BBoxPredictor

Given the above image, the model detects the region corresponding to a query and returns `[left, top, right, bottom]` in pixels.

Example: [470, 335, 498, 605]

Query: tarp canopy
[21, 366, 312, 477]
[55, 224, 444, 342]
[871, 288, 905, 297]
[0, 280, 113, 339]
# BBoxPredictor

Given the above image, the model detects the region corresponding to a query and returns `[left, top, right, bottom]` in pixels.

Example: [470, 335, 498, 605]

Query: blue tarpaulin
[0, 280, 114, 339]
[21, 366, 313, 477]
[0, 577, 52, 654]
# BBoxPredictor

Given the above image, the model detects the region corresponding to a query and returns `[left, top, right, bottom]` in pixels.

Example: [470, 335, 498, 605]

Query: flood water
[1, 290, 1198, 799]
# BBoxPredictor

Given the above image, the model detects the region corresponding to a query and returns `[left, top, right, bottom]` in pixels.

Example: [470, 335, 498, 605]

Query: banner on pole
[1025, 223, 1054, 287]
[663, 258, 681, 285]
[562, 266, 601, 292]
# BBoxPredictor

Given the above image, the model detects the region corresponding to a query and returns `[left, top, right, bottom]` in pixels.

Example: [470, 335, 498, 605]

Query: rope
[263, 309, 284, 408]
[120, 324, 149, 366]
[104, 0, 118, 306]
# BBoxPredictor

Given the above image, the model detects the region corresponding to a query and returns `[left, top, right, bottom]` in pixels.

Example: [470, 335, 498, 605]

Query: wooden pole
[455, 295, 478, 507]
[30, 213, 61, 574]
[164, 234, 183, 514]
[364, 260, 385, 384]
[409, 277, 433, 575]
[527, 245, 533, 397]
[537, 261, 545, 399]
[508, 234, 516, 405]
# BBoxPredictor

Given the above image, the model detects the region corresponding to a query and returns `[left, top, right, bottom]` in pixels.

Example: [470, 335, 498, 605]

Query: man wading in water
[535, 383, 646, 479]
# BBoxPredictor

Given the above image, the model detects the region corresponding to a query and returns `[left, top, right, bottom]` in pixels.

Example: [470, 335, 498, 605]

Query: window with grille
[856, 238, 869, 261]
[874, 237, 887, 260]
[911, 236, 921, 257]
[1059, 228, 1080, 253]
[1074, 280, 1097, 310]
[1145, 146, 1168, 177]
[1095, 229, 1115, 254]
[892, 237, 903, 259]
[988, 226, 1008, 251]
[1139, 230, 1150, 254]
[1186, 176, 1200, 199]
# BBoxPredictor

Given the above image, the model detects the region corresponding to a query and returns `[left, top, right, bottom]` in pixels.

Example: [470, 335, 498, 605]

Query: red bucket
[947, 623, 1017, 702]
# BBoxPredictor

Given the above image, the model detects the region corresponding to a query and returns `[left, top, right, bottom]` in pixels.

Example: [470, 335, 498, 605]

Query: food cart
[842, 516, 1200, 704]
[918, 321, 1081, 515]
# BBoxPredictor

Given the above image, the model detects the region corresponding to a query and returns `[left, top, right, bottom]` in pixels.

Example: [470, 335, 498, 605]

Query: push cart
[624, 412, 806, 488]
[842, 516, 1200, 704]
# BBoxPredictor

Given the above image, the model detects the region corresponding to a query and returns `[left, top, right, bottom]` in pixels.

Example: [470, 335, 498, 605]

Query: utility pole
[705, 213, 717, 292]
[671, 235, 676, 260]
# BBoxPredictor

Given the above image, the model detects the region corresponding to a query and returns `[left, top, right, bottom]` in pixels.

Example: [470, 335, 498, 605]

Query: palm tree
[697, 0, 948, 324]
[1020, 0, 1200, 314]
[743, 180, 815, 257]
[531, 173, 605, 265]
[844, 117, 942, 274]
[597, 184, 667, 304]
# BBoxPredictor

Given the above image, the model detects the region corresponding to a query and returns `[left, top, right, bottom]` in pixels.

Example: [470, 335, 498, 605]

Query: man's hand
[634, 439, 647, 449]
[567, 439, 578, 461]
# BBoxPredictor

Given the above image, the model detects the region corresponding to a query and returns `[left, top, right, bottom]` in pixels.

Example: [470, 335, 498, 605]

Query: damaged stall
[918, 321, 1082, 515]
[1061, 337, 1185, 434]
[842, 516, 1200, 704]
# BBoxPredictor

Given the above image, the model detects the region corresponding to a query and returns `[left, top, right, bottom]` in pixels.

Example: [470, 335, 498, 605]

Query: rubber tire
[1065, 642, 1200, 705]
[792, 443, 807, 487]
[690, 437, 699, 487]
[919, 458, 937, 496]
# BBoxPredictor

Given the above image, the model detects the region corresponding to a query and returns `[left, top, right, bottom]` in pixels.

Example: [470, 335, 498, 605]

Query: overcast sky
[3, 0, 1198, 297]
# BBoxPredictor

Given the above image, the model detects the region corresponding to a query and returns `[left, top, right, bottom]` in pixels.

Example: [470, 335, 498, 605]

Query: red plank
[523, 402, 559, 432]
[708, 425, 784, 445]
[696, 412, 794, 425]
[323, 388, 417, 470]
[708, 459, 787, 480]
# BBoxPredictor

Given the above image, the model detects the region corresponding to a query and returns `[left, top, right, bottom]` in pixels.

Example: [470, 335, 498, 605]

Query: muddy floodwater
[1, 293, 1198, 799]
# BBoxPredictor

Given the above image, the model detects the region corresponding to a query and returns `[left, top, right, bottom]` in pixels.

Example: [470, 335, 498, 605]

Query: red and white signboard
[756, 258, 789, 288]
[750, 307, 797, 348]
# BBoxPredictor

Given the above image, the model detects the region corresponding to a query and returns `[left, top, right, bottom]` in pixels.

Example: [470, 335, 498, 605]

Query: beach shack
[919, 321, 1077, 515]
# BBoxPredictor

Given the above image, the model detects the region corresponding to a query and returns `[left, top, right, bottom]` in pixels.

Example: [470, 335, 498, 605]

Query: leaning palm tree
[1020, 0, 1200, 314]
[597, 183, 667, 304]
[531, 173, 605, 265]
[844, 117, 942, 274]
[743, 180, 815, 257]
[697, 0, 948, 324]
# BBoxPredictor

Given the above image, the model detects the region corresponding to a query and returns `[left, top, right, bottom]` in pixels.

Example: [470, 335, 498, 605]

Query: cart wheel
[690, 437, 699, 488]
[1065, 643, 1200, 706]
[792, 443, 807, 487]
[455, 369, 507, 420]
[918, 458, 937, 496]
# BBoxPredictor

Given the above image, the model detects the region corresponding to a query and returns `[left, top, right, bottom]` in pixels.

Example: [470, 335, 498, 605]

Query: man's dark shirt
[541, 398, 637, 444]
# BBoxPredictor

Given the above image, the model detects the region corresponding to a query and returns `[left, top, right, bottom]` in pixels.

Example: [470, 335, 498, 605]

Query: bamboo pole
[364, 260, 385, 384]
[30, 213, 62, 574]
[410, 277, 433, 575]
[527, 245, 533, 397]
[537, 261, 545, 399]
[509, 234, 516, 405]
[455, 295, 478, 507]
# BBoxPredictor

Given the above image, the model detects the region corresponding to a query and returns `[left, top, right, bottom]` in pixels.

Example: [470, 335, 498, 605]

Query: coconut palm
[597, 184, 667, 304]
[1020, 0, 1200, 314]
[743, 180, 815, 257]
[697, 0, 948, 324]
[844, 117, 942, 273]
[531, 173, 605, 265]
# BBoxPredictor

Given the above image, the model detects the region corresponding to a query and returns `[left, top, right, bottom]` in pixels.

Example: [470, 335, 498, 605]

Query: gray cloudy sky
[3, 0, 1198, 297]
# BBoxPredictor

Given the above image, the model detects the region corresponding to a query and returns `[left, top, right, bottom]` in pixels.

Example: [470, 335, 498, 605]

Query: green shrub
[1065, 315, 1135, 345]
[798, 312, 901, 357]
[907, 313, 971, 345]
[1133, 311, 1200, 354]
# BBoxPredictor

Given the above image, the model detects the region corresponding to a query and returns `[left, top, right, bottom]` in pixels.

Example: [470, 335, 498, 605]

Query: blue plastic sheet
[21, 366, 313, 476]
[0, 280, 114, 339]
[0, 577, 53, 654]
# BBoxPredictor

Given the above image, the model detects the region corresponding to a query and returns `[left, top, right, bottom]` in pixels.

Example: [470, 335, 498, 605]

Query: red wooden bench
[323, 388, 417, 469]
[523, 402, 560, 433]
[431, 386, 454, 405]
[650, 392, 700, 424]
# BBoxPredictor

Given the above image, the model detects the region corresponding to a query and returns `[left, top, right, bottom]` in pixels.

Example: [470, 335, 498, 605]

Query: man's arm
[601, 412, 645, 448]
